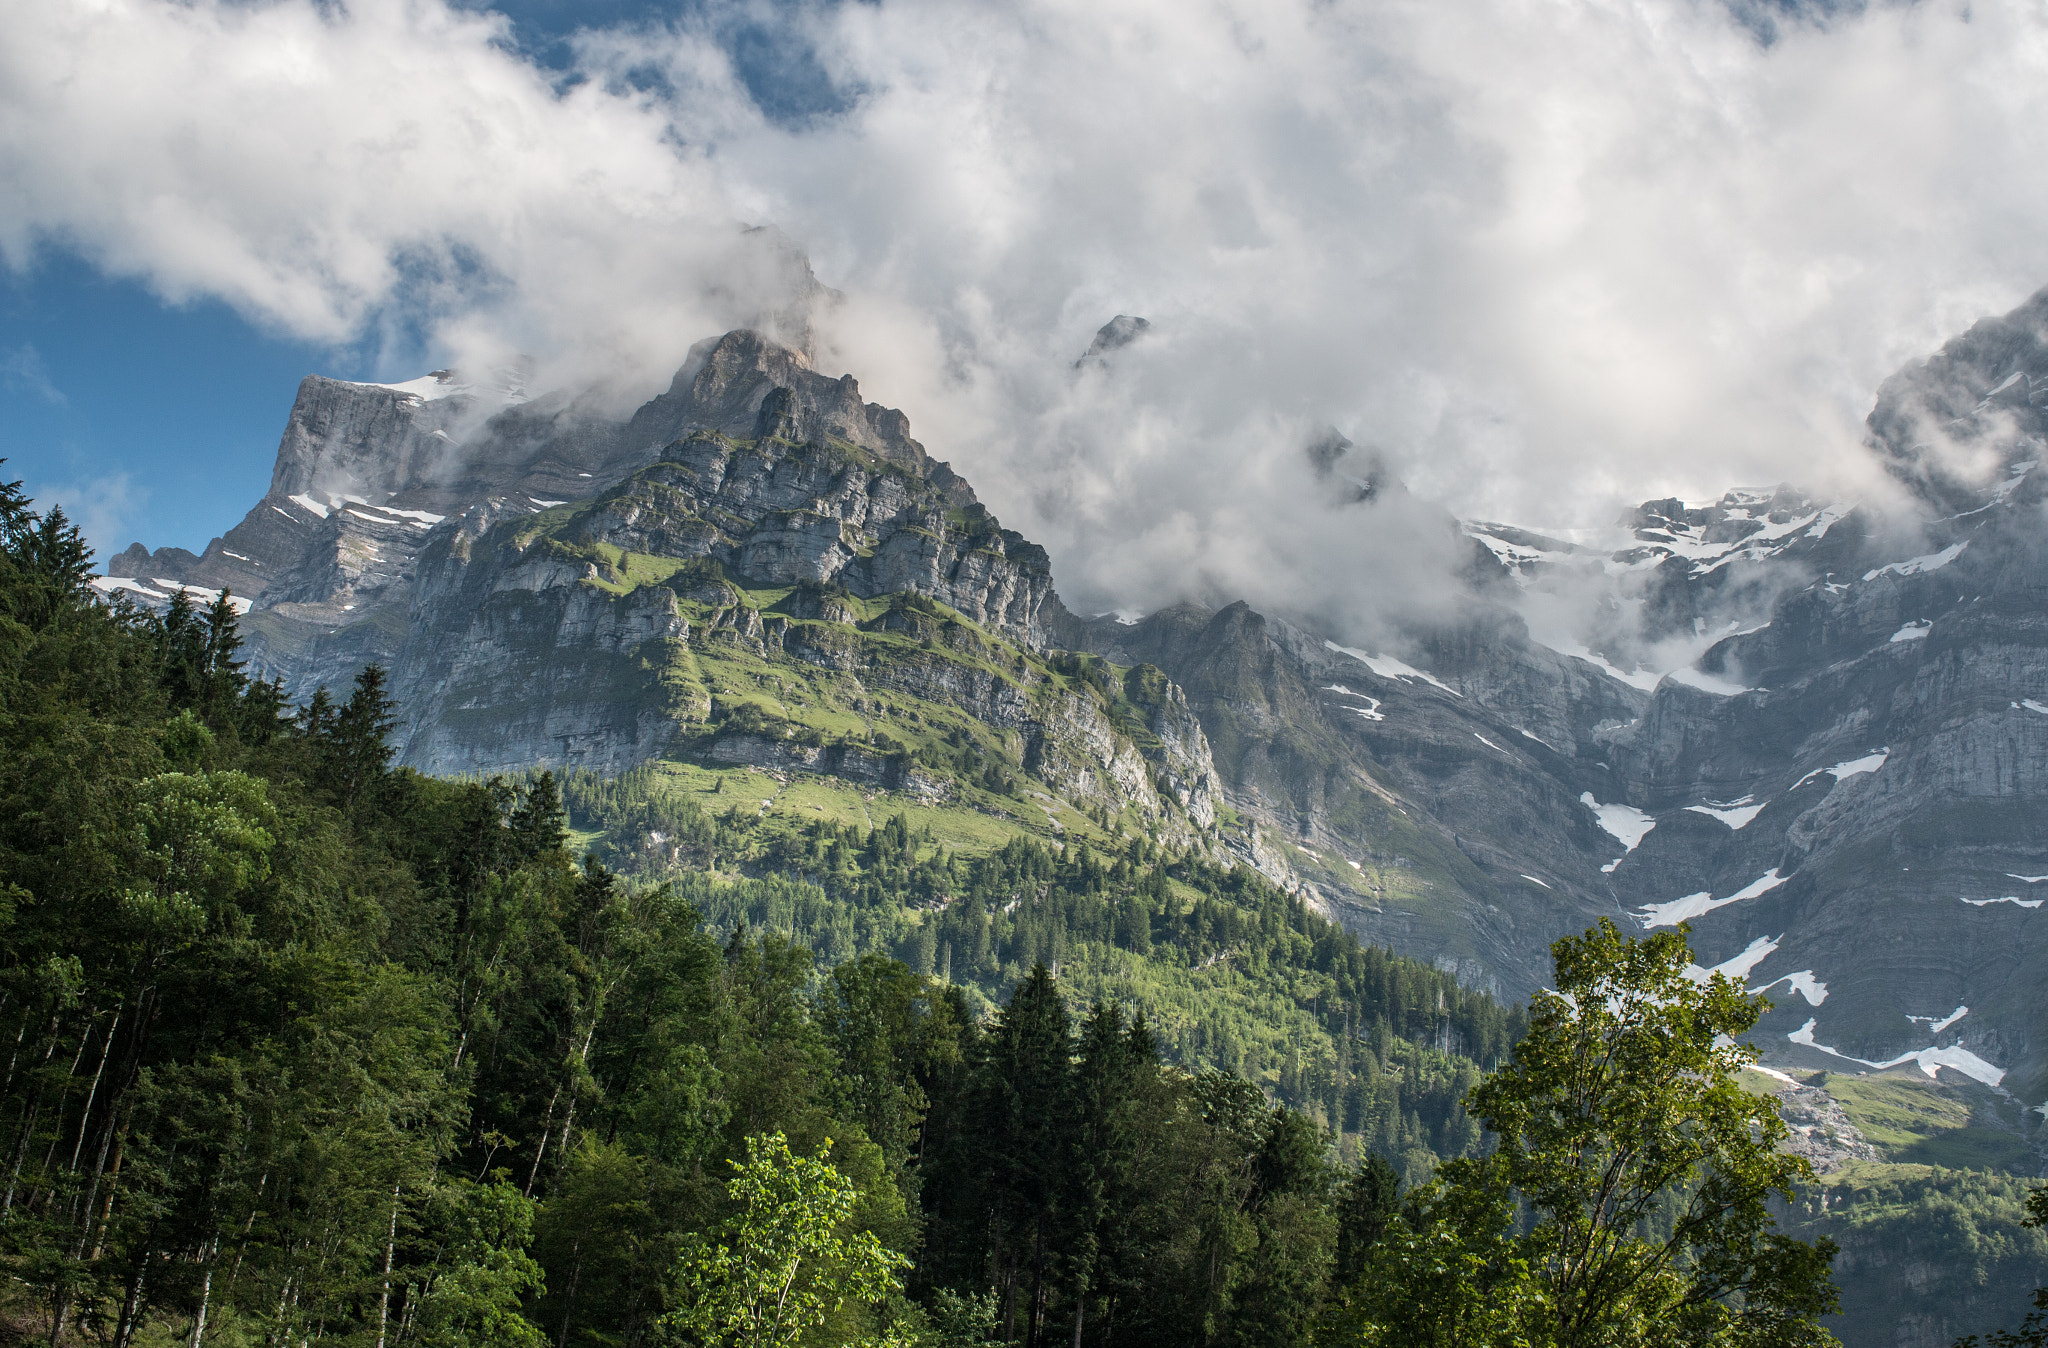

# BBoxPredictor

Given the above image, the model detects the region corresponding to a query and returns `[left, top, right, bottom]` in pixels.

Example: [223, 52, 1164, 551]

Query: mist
[7, 0, 2048, 652]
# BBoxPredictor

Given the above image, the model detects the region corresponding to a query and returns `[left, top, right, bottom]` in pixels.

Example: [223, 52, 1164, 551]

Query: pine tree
[509, 771, 568, 864]
[975, 965, 1073, 1348]
[325, 663, 399, 811]
[1333, 1153, 1402, 1283]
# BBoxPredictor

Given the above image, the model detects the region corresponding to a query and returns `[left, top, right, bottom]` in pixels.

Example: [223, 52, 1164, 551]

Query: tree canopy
[0, 470, 1852, 1348]
[1335, 919, 1839, 1347]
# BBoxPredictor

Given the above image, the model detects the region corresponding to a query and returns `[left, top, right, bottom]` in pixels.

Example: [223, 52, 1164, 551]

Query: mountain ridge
[95, 301, 2048, 1144]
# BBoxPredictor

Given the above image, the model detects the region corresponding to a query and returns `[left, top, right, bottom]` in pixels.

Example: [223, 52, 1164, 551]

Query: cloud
[28, 472, 147, 563]
[1, 344, 66, 405]
[0, 0, 805, 393]
[8, 0, 2048, 643]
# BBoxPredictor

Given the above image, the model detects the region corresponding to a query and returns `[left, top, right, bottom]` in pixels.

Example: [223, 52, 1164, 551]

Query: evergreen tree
[324, 663, 398, 811]
[974, 965, 1074, 1348]
[510, 771, 568, 864]
[1333, 1154, 1402, 1284]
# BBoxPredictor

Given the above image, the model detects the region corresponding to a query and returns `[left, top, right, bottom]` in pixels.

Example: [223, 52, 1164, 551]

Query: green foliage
[1683, 1116, 2048, 1341]
[408, 1178, 548, 1348]
[661, 1132, 908, 1348]
[1341, 919, 1841, 1348]
[0, 474, 1860, 1348]
[558, 774, 1520, 1164]
[1954, 1183, 2048, 1348]
[1329, 1156, 1541, 1348]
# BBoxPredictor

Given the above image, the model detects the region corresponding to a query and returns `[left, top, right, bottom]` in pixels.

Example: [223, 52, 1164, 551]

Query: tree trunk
[68, 1010, 119, 1174]
[374, 1184, 400, 1348]
[526, 1082, 563, 1197]
[187, 1266, 213, 1348]
[112, 1253, 149, 1348]
[555, 1240, 584, 1348]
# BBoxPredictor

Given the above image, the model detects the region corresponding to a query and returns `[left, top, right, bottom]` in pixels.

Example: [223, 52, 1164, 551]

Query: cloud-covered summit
[9, 0, 2048, 639]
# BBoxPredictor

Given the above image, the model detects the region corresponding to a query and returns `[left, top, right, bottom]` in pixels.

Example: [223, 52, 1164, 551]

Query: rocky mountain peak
[1077, 314, 1151, 366]
[628, 329, 936, 477]
[1867, 285, 2048, 514]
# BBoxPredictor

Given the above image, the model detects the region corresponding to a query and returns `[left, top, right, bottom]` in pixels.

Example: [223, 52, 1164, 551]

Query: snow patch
[2021, 701, 2048, 716]
[1829, 750, 1889, 780]
[1664, 666, 1752, 696]
[1791, 750, 1889, 791]
[1325, 642, 1463, 697]
[288, 493, 330, 519]
[1961, 896, 2044, 909]
[1322, 685, 1384, 721]
[1685, 934, 1779, 983]
[1750, 1065, 1800, 1086]
[90, 576, 251, 614]
[1519, 874, 1552, 889]
[1581, 793, 1655, 851]
[1788, 1019, 2006, 1087]
[1531, 637, 1663, 691]
[1864, 542, 1967, 582]
[92, 576, 166, 599]
[377, 372, 469, 401]
[1907, 1006, 1969, 1034]
[2005, 874, 2048, 883]
[1637, 869, 1789, 927]
[530, 497, 567, 508]
[1687, 800, 1767, 830]
[1890, 621, 1933, 643]
[1754, 970, 1828, 1006]
[1473, 733, 1511, 755]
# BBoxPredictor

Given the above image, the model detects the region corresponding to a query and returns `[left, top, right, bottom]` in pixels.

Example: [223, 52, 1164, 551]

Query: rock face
[100, 330, 993, 703]
[96, 291, 2048, 1126]
[1052, 294, 2048, 1120]
[99, 326, 1218, 850]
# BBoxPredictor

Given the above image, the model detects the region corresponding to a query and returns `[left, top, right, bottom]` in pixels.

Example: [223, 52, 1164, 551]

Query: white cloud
[0, 0, 802, 394]
[8, 0, 2048, 632]
[29, 472, 147, 562]
[1, 344, 66, 405]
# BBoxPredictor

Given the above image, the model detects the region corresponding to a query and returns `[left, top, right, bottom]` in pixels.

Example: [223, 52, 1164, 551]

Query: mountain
[105, 304, 2048, 1135]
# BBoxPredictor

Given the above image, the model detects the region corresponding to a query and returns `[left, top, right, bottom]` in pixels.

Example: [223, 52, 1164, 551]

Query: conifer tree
[509, 770, 568, 863]
[325, 663, 399, 810]
[975, 964, 1073, 1348]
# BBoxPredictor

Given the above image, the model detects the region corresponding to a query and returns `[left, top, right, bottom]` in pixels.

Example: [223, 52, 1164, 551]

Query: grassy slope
[518, 507, 2044, 1335]
[1736, 1066, 2047, 1347]
[503, 534, 1513, 1178]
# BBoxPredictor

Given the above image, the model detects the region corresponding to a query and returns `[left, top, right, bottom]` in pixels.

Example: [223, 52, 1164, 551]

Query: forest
[0, 471, 2034, 1348]
[557, 765, 1519, 1182]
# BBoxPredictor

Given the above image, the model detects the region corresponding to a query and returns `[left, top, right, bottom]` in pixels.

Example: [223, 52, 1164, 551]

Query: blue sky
[7, 0, 2048, 623]
[5, 253, 374, 560]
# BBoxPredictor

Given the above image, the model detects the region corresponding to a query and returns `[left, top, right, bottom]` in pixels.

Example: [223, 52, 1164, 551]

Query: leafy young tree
[1455, 918, 1838, 1347]
[1334, 1156, 1543, 1348]
[407, 1178, 548, 1348]
[661, 1131, 908, 1348]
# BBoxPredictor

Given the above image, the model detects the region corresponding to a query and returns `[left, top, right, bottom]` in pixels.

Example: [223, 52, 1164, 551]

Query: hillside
[99, 303, 2048, 1133]
[85, 297, 2048, 1345]
[0, 473, 1551, 1348]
